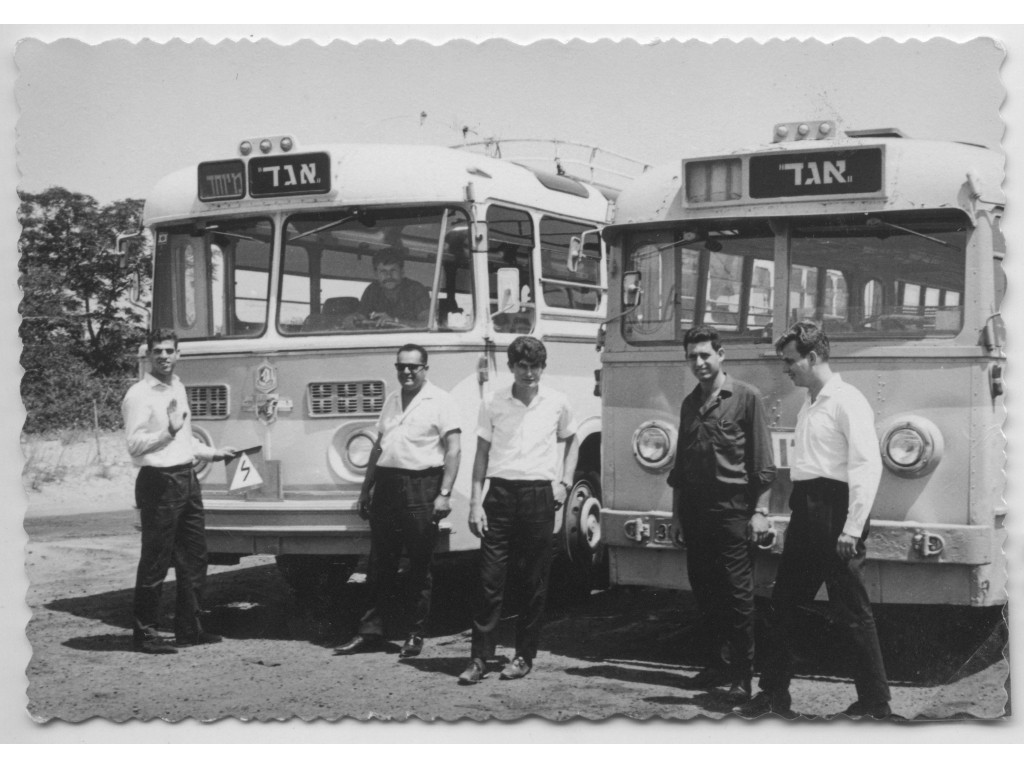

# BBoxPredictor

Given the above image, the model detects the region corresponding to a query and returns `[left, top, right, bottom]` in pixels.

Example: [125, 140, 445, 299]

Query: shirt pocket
[709, 419, 747, 482]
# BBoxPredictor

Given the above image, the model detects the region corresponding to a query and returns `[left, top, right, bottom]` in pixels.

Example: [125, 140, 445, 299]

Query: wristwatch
[439, 488, 451, 498]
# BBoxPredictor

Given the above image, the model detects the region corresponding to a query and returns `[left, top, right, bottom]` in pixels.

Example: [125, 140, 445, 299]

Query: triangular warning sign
[226, 446, 265, 493]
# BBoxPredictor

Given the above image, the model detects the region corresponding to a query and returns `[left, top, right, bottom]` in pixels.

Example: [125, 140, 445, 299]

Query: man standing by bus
[335, 344, 461, 658]
[123, 329, 236, 654]
[668, 325, 776, 704]
[458, 336, 578, 684]
[735, 321, 891, 720]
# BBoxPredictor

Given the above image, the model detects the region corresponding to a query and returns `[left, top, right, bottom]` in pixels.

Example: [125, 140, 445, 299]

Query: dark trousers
[679, 484, 755, 679]
[358, 467, 442, 638]
[758, 478, 891, 705]
[132, 464, 207, 641]
[470, 479, 555, 662]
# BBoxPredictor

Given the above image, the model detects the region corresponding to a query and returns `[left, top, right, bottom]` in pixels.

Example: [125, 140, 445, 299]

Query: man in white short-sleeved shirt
[457, 336, 578, 685]
[334, 344, 461, 659]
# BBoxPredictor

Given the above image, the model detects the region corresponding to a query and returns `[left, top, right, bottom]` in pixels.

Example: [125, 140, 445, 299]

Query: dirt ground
[23, 499, 1010, 724]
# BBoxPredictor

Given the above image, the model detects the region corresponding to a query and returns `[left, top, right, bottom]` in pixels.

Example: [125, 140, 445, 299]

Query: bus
[136, 135, 646, 599]
[597, 120, 1006, 609]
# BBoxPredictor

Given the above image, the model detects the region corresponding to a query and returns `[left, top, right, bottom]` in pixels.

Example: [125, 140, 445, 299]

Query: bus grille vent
[186, 385, 229, 419]
[308, 380, 386, 417]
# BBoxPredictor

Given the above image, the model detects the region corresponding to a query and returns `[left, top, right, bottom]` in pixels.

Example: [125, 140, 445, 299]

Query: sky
[12, 35, 1007, 204]
[3, 24, 1024, 746]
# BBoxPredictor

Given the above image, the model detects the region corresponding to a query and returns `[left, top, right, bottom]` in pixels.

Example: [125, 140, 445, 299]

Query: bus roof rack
[452, 138, 651, 198]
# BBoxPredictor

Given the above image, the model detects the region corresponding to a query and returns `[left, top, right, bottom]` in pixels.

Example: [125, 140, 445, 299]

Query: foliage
[19, 187, 148, 433]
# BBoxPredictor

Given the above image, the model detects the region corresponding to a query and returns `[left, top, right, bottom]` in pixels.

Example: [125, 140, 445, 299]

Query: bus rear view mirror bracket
[622, 270, 642, 308]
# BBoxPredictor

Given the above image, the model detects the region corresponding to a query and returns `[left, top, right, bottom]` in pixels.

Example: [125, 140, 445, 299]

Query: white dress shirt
[376, 380, 461, 471]
[790, 373, 882, 538]
[122, 373, 218, 468]
[476, 385, 577, 481]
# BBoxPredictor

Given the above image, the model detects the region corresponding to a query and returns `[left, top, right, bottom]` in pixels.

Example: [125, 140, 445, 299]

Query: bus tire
[556, 470, 607, 598]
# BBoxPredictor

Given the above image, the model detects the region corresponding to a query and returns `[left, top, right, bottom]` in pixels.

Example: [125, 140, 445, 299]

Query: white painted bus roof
[144, 143, 614, 226]
[611, 137, 1005, 228]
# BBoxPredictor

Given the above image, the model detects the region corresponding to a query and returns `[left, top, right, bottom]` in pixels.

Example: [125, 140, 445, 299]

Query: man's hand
[167, 399, 186, 436]
[433, 493, 452, 523]
[468, 502, 488, 539]
[747, 511, 774, 547]
[836, 533, 859, 560]
[214, 445, 238, 462]
[357, 490, 372, 521]
[553, 481, 570, 510]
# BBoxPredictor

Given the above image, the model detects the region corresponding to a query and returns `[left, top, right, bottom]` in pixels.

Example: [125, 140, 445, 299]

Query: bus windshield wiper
[288, 214, 358, 242]
[867, 217, 953, 248]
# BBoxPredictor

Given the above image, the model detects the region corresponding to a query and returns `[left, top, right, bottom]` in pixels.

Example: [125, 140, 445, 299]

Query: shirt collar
[808, 372, 843, 404]
[143, 372, 179, 389]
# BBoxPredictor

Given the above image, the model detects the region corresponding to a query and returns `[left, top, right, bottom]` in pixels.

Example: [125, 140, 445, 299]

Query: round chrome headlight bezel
[880, 415, 944, 478]
[632, 420, 677, 471]
[190, 425, 214, 480]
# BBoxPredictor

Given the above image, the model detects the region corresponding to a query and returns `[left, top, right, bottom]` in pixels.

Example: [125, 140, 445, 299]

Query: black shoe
[458, 658, 486, 685]
[133, 635, 178, 655]
[399, 635, 424, 658]
[686, 667, 731, 690]
[724, 678, 752, 704]
[175, 631, 223, 647]
[838, 700, 892, 720]
[333, 634, 381, 655]
[733, 690, 796, 719]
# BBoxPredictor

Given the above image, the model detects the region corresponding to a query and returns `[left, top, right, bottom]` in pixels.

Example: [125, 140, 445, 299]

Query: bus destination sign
[749, 147, 883, 199]
[198, 160, 246, 202]
[248, 152, 331, 198]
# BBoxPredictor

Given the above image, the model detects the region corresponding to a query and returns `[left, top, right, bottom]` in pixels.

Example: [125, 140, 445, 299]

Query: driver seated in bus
[346, 248, 431, 328]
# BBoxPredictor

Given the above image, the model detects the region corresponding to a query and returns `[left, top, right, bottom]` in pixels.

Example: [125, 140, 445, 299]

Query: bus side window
[539, 216, 601, 312]
[487, 205, 536, 334]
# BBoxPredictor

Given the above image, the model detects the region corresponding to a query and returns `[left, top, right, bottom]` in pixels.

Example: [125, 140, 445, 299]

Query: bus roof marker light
[239, 141, 253, 156]
[259, 139, 273, 154]
[819, 122, 833, 137]
[797, 123, 810, 137]
[280, 137, 293, 152]
[775, 125, 789, 139]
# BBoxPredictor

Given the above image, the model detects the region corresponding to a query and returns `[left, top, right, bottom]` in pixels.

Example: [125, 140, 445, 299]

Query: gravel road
[25, 510, 1008, 724]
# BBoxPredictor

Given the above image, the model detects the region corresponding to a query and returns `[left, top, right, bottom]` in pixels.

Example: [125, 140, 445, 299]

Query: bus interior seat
[302, 296, 361, 331]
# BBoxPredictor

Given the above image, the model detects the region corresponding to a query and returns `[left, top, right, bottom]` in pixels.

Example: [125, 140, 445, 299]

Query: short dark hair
[775, 320, 830, 361]
[397, 343, 428, 365]
[146, 328, 178, 351]
[507, 336, 547, 368]
[683, 324, 722, 353]
[373, 248, 406, 269]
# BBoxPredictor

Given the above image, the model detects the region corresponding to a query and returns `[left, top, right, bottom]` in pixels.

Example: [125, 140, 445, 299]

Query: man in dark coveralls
[667, 324, 776, 703]
[735, 321, 891, 720]
[122, 328, 236, 654]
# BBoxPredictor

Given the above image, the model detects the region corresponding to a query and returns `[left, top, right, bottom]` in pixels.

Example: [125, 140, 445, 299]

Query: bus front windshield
[622, 211, 968, 344]
[280, 206, 471, 335]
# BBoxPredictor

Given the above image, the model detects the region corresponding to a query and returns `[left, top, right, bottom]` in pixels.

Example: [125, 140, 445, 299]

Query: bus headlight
[632, 420, 677, 471]
[191, 426, 214, 480]
[345, 431, 376, 470]
[880, 416, 944, 477]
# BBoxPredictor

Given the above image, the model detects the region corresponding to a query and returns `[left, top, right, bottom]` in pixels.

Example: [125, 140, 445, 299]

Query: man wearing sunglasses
[335, 344, 462, 658]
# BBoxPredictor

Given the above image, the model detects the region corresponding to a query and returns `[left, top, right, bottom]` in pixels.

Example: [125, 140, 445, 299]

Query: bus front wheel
[557, 471, 608, 596]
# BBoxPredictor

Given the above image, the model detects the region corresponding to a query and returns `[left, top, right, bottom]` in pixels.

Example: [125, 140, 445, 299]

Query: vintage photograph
[7, 29, 1015, 733]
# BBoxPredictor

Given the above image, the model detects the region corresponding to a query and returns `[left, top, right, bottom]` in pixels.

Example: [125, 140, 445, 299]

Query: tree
[18, 187, 148, 431]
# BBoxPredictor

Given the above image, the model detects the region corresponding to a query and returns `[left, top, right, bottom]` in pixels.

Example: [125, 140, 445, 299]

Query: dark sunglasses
[394, 363, 425, 372]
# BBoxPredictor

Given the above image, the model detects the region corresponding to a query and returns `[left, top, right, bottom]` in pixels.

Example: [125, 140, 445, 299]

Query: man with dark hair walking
[334, 343, 461, 658]
[457, 336, 578, 684]
[735, 321, 891, 719]
[123, 328, 236, 654]
[668, 324, 776, 703]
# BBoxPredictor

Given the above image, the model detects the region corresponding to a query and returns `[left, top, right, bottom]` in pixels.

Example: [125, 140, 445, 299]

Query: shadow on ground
[43, 555, 1006, 691]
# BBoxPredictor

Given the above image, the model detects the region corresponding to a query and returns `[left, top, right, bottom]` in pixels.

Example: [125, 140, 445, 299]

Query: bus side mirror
[622, 271, 642, 308]
[496, 267, 522, 313]
[567, 236, 583, 273]
[115, 230, 146, 270]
